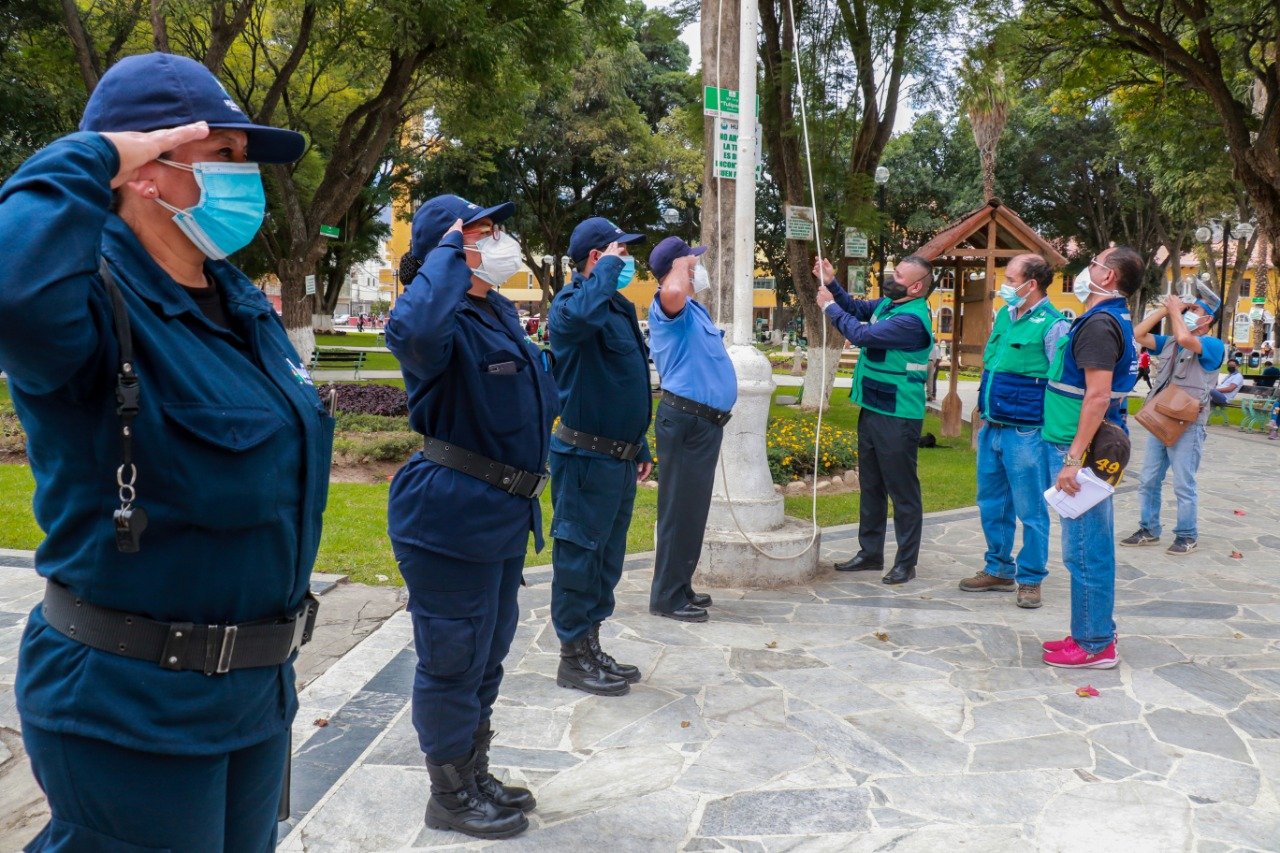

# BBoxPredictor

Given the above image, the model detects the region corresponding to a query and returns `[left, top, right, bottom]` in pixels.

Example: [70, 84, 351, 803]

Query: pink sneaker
[1043, 637, 1118, 669]
[1042, 635, 1073, 653]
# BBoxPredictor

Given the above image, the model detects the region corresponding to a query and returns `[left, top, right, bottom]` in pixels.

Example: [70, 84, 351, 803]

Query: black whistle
[113, 505, 148, 553]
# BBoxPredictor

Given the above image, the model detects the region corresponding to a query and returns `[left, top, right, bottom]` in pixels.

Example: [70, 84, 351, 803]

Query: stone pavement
[2, 418, 1279, 851]
[276, 421, 1280, 852]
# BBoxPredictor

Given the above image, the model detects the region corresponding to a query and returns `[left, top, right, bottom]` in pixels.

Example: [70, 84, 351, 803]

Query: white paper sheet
[1043, 467, 1115, 519]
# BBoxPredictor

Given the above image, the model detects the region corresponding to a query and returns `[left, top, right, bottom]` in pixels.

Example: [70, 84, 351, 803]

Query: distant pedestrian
[1136, 349, 1152, 389]
[357, 313, 365, 333]
[1209, 359, 1244, 406]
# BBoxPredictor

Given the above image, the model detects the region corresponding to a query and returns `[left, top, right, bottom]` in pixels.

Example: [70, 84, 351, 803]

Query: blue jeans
[1137, 425, 1206, 540]
[976, 423, 1052, 584]
[1046, 442, 1117, 653]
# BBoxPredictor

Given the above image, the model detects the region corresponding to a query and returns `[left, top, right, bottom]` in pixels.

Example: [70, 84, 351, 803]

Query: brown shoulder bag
[1133, 384, 1199, 446]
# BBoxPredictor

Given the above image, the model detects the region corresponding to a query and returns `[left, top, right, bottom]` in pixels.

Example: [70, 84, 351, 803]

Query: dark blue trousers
[651, 405, 723, 613]
[395, 545, 524, 763]
[548, 451, 636, 643]
[22, 723, 286, 852]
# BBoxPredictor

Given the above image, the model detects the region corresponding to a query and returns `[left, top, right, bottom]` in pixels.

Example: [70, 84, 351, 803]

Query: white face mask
[465, 231, 522, 286]
[693, 264, 710, 293]
[1184, 312, 1203, 332]
[1070, 268, 1100, 306]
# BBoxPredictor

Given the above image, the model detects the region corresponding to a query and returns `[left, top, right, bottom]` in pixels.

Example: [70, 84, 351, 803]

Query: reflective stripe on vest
[850, 297, 934, 420]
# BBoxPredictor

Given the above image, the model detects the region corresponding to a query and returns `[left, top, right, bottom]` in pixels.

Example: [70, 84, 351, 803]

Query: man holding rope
[816, 255, 934, 585]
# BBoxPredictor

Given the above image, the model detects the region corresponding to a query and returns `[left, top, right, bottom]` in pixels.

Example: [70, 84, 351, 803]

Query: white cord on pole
[709, 0, 828, 561]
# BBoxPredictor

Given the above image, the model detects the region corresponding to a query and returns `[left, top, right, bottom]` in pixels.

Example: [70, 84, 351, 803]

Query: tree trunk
[699, 0, 740, 327]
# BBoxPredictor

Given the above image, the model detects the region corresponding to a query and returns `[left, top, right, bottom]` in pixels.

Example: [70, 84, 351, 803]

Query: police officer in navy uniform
[387, 194, 559, 840]
[0, 54, 330, 850]
[548, 216, 651, 696]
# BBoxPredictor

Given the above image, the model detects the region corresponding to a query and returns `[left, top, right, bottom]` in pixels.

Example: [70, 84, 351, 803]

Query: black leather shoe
[557, 638, 630, 696]
[835, 552, 884, 572]
[688, 591, 713, 608]
[424, 750, 528, 839]
[651, 604, 709, 622]
[588, 622, 640, 684]
[473, 722, 536, 812]
[882, 565, 916, 585]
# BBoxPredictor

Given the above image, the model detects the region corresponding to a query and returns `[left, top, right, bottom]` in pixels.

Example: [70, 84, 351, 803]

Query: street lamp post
[874, 166, 890, 295]
[1196, 216, 1256, 340]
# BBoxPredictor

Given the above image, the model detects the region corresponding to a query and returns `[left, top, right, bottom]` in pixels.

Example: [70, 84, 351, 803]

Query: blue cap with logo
[648, 236, 707, 281]
[568, 217, 644, 263]
[80, 53, 306, 164]
[410, 194, 516, 259]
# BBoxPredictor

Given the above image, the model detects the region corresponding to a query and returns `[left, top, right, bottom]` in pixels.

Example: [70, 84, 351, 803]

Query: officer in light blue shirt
[647, 237, 738, 621]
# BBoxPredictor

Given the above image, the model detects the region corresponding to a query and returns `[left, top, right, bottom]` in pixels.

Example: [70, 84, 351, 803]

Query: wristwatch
[1063, 456, 1083, 468]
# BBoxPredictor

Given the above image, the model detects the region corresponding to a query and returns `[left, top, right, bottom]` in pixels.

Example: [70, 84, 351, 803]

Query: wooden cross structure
[915, 198, 1068, 436]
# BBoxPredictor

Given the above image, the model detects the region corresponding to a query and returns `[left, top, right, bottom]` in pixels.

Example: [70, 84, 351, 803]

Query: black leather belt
[41, 581, 318, 676]
[553, 422, 643, 461]
[661, 390, 732, 427]
[423, 436, 549, 498]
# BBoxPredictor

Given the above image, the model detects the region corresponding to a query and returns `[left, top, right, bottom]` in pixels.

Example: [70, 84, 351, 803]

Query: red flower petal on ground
[1075, 686, 1100, 698]
[1231, 550, 1244, 559]
[1234, 509, 1246, 516]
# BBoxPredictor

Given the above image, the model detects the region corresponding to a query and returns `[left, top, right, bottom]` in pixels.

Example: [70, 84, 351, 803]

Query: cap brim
[618, 231, 646, 246]
[464, 202, 515, 226]
[689, 245, 708, 256]
[211, 123, 307, 164]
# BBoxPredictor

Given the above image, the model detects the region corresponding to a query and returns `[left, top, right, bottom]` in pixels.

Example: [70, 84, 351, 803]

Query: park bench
[309, 348, 366, 380]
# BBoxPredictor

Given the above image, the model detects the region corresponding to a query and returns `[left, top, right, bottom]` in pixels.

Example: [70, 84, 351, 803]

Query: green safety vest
[978, 299, 1065, 425]
[850, 297, 934, 420]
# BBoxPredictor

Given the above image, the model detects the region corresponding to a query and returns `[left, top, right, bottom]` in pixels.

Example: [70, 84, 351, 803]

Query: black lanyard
[99, 259, 147, 552]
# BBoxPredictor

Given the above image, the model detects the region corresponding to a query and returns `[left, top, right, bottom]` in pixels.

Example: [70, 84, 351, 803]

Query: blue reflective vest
[1042, 297, 1139, 445]
[978, 299, 1067, 427]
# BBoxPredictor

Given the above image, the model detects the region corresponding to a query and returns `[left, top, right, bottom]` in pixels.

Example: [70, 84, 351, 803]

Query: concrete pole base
[696, 518, 822, 589]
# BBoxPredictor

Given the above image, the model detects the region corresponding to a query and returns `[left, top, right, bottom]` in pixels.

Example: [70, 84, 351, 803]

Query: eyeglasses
[1089, 258, 1112, 275]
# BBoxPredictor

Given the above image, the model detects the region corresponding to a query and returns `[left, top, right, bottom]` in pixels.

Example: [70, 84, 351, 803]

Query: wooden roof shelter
[916, 199, 1068, 436]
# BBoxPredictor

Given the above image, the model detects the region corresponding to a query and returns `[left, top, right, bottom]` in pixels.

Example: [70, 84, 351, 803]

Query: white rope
[710, 0, 828, 560]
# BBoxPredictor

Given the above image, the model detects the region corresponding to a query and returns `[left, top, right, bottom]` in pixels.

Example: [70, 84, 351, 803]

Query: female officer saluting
[387, 195, 558, 840]
[0, 54, 331, 850]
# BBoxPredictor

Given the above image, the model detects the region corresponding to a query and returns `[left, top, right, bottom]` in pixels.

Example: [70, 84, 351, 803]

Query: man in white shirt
[1209, 359, 1244, 405]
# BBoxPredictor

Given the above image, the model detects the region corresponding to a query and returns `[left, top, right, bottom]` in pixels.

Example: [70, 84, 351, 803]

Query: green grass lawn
[0, 386, 977, 585]
[315, 333, 400, 372]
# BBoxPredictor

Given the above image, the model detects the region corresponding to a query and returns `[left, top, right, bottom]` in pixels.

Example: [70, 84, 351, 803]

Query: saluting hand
[446, 218, 464, 236]
[601, 241, 626, 259]
[101, 122, 211, 189]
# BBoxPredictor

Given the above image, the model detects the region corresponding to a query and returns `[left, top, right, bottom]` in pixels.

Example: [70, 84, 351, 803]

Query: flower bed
[766, 415, 857, 484]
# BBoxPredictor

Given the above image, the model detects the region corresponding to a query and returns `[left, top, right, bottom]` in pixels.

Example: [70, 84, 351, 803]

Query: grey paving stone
[1167, 752, 1261, 806]
[1226, 700, 1280, 739]
[1154, 663, 1255, 711]
[965, 698, 1063, 743]
[596, 695, 711, 748]
[1044, 686, 1143, 726]
[701, 684, 786, 727]
[1035, 781, 1191, 853]
[533, 744, 686, 821]
[786, 709, 909, 776]
[1146, 708, 1252, 762]
[1089, 723, 1179, 775]
[676, 725, 816, 795]
[875, 770, 1073, 824]
[845, 708, 970, 774]
[697, 787, 872, 836]
[970, 732, 1091, 772]
[728, 648, 826, 671]
[1193, 802, 1280, 851]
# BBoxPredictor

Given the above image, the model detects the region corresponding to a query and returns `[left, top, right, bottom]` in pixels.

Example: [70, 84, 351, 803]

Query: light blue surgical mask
[998, 281, 1030, 309]
[154, 158, 266, 260]
[616, 256, 636, 289]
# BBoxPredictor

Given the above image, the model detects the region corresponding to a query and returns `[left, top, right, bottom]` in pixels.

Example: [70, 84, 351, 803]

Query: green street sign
[319, 224, 341, 239]
[703, 86, 760, 118]
[1252, 297, 1266, 304]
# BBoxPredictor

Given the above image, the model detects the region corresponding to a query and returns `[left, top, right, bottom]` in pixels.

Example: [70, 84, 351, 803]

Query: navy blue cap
[80, 53, 306, 164]
[648, 236, 707, 281]
[410, 194, 516, 258]
[568, 217, 644, 263]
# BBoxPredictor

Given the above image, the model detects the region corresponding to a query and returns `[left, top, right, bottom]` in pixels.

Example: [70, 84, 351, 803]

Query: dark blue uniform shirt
[0, 133, 334, 755]
[386, 231, 559, 561]
[548, 258, 652, 462]
[822, 283, 932, 350]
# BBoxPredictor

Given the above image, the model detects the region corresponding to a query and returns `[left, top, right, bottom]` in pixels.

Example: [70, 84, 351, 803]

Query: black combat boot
[424, 750, 528, 839]
[588, 622, 641, 684]
[473, 720, 536, 812]
[557, 637, 630, 696]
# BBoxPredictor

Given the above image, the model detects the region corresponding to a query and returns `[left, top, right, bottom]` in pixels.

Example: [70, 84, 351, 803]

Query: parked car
[333, 313, 350, 325]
